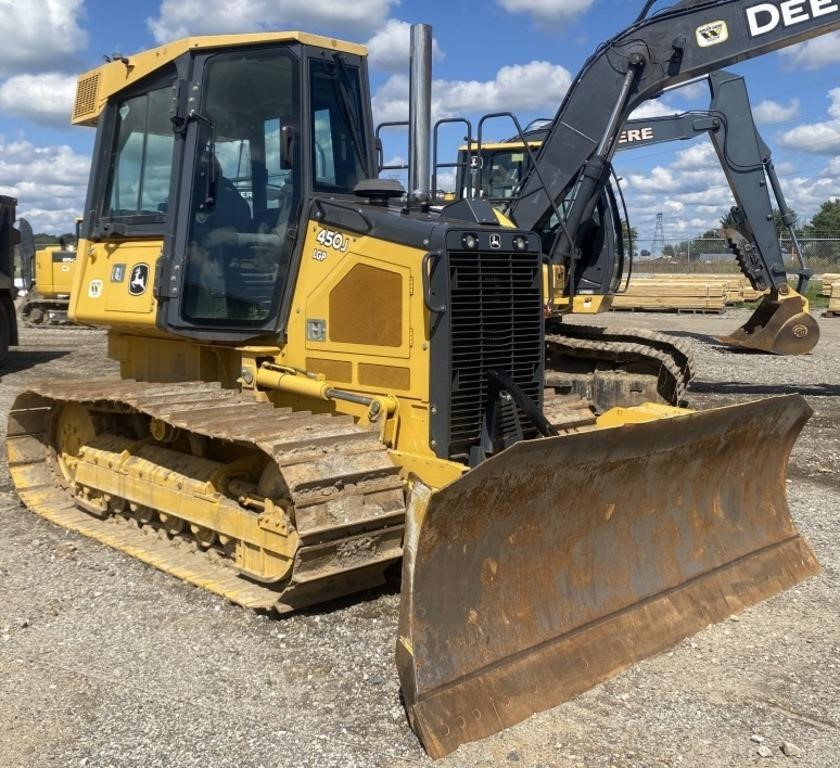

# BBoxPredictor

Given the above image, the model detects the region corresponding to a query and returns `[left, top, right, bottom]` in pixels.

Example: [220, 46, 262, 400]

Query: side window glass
[309, 59, 368, 192]
[105, 87, 174, 217]
[313, 108, 336, 186]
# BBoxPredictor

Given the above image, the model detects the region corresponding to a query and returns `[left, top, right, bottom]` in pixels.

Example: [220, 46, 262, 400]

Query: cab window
[104, 87, 174, 219]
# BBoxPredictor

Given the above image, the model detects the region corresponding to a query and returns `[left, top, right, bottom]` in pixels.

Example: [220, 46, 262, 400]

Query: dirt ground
[0, 310, 838, 768]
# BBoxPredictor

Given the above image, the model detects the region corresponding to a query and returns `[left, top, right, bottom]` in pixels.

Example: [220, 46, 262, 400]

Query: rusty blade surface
[716, 293, 820, 355]
[397, 395, 819, 759]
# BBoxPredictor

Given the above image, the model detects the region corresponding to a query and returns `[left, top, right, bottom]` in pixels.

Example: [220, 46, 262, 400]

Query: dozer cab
[8, 2, 837, 757]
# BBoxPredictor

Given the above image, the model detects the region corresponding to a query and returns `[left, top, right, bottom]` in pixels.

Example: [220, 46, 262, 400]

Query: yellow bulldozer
[8, 2, 837, 758]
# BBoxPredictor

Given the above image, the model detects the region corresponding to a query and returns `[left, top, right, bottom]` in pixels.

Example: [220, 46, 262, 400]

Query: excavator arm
[509, 0, 840, 293]
[621, 70, 809, 296]
[614, 69, 820, 353]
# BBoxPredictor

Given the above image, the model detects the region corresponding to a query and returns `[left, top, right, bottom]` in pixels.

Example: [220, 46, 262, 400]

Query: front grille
[435, 247, 544, 461]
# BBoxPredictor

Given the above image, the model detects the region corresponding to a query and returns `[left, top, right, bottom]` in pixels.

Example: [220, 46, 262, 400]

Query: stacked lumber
[611, 276, 727, 313]
[628, 272, 772, 302]
[826, 281, 840, 317]
[652, 273, 751, 303]
[821, 273, 840, 297]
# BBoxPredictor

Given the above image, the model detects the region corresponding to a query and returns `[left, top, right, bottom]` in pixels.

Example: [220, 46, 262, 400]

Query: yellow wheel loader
[8, 1, 838, 757]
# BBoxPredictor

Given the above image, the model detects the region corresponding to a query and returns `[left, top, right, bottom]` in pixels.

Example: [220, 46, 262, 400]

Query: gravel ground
[0, 311, 838, 768]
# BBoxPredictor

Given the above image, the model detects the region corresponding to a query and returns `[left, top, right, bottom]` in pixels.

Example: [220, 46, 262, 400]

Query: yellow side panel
[108, 334, 242, 386]
[280, 219, 434, 457]
[70, 238, 161, 330]
[329, 264, 403, 347]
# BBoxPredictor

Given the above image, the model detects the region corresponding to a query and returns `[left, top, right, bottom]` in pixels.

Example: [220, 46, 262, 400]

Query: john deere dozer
[8, 0, 836, 757]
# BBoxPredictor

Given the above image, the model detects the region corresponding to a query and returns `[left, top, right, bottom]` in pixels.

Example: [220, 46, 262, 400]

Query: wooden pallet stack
[821, 273, 840, 297]
[826, 281, 840, 317]
[630, 274, 743, 304]
[611, 275, 729, 313]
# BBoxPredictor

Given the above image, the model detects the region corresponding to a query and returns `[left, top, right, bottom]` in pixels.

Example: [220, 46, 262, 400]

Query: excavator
[6, 1, 838, 758]
[19, 231, 78, 326]
[451, 68, 818, 356]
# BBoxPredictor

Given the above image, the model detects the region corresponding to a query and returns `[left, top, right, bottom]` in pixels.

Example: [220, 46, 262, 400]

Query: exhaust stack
[408, 23, 432, 203]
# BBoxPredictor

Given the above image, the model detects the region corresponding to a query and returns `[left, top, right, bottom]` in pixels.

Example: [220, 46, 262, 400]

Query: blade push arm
[509, 0, 840, 284]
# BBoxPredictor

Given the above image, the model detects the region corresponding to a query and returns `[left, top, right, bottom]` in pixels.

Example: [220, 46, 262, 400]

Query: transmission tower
[651, 212, 665, 259]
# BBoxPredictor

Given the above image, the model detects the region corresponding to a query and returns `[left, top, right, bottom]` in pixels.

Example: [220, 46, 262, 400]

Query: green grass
[802, 280, 829, 309]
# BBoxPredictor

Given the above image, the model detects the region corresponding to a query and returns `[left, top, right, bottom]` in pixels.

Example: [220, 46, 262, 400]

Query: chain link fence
[630, 237, 840, 274]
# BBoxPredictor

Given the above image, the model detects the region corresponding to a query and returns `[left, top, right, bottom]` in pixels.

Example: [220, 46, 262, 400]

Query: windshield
[104, 87, 174, 219]
[310, 58, 368, 192]
[458, 147, 530, 201]
[182, 48, 300, 326]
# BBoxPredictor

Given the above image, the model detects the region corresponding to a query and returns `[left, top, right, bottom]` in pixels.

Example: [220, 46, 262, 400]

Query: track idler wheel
[52, 403, 97, 484]
[716, 291, 819, 355]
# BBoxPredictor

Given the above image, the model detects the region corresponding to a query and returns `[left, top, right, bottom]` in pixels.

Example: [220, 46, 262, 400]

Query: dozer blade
[397, 395, 819, 759]
[717, 292, 819, 355]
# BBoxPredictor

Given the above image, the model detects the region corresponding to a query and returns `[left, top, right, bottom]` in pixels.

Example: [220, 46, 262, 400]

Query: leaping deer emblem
[128, 264, 149, 295]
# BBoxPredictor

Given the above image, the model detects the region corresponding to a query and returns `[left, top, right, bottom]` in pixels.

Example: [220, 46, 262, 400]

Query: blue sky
[0, 0, 838, 241]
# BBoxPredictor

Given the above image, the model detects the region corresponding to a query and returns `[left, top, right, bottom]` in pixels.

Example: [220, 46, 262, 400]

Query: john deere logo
[489, 234, 502, 249]
[128, 263, 149, 296]
[696, 20, 729, 47]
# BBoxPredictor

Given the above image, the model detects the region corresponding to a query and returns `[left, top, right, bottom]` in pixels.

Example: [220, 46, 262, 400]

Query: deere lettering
[747, 0, 839, 36]
[618, 127, 655, 144]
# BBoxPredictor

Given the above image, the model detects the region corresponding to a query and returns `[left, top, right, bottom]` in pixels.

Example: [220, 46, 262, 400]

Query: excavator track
[545, 323, 695, 410]
[20, 294, 72, 326]
[7, 379, 407, 613]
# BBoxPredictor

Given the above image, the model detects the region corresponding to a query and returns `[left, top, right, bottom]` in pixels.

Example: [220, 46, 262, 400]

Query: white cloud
[371, 74, 411, 124]
[617, 132, 840, 241]
[496, 0, 595, 21]
[620, 142, 734, 238]
[439, 61, 572, 113]
[366, 19, 443, 73]
[779, 31, 840, 70]
[779, 88, 840, 155]
[147, 0, 397, 42]
[670, 80, 708, 103]
[752, 98, 800, 125]
[0, 73, 77, 127]
[628, 99, 680, 120]
[372, 61, 573, 124]
[0, 140, 90, 232]
[0, 0, 87, 76]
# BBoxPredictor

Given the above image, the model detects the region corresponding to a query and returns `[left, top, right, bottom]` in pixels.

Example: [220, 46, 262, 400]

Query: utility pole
[652, 212, 665, 260]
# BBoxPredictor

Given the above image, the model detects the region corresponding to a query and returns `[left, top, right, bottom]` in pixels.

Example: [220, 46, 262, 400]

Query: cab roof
[73, 31, 367, 126]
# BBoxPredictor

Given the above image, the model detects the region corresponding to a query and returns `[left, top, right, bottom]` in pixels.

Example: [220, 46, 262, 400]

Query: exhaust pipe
[408, 23, 432, 203]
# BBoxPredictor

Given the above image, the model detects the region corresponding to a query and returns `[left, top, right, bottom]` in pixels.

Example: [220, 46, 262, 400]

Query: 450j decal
[313, 228, 350, 261]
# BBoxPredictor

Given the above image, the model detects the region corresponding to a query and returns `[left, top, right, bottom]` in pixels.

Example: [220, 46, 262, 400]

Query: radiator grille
[73, 72, 100, 122]
[446, 249, 543, 459]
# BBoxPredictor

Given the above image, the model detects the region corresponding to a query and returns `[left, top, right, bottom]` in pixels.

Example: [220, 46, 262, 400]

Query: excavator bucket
[717, 291, 819, 355]
[397, 395, 819, 759]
